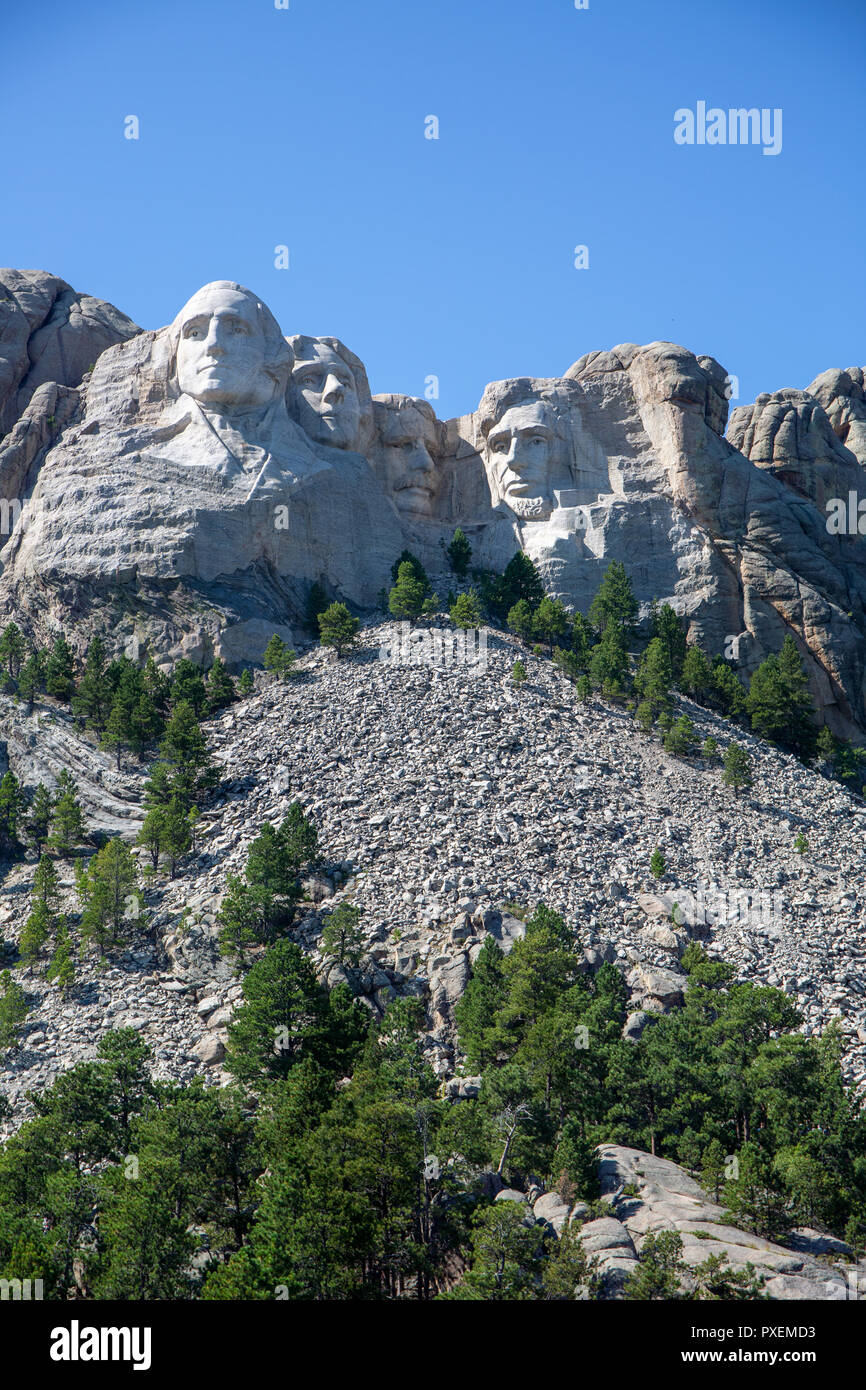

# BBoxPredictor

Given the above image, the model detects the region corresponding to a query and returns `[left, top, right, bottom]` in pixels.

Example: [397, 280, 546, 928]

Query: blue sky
[2, 0, 863, 420]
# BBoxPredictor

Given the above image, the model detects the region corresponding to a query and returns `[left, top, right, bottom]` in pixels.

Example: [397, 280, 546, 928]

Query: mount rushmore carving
[1, 269, 865, 737]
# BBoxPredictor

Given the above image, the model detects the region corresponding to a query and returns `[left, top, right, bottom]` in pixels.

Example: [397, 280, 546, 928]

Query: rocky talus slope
[2, 621, 866, 1133]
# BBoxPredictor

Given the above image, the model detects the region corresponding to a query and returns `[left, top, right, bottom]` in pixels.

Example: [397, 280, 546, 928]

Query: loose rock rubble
[2, 620, 866, 1132]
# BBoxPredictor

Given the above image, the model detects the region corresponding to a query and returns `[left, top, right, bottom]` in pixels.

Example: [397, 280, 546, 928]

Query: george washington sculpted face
[174, 284, 281, 412]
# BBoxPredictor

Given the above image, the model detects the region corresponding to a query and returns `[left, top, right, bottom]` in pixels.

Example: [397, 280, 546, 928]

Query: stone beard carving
[479, 393, 572, 521]
[286, 335, 373, 452]
[371, 394, 443, 522]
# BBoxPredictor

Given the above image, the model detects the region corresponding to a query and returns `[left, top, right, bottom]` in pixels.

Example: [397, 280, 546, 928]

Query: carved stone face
[175, 285, 275, 411]
[376, 401, 441, 520]
[485, 400, 560, 519]
[292, 344, 362, 450]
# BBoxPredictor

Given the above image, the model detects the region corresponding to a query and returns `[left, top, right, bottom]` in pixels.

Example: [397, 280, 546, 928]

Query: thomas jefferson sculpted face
[291, 343, 362, 450]
[373, 396, 442, 521]
[174, 284, 284, 412]
[485, 400, 560, 519]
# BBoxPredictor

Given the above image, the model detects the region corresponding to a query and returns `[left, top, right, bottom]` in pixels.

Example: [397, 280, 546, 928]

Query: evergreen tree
[225, 940, 331, 1086]
[722, 742, 753, 797]
[711, 658, 748, 718]
[455, 937, 506, 1069]
[500, 551, 544, 614]
[576, 674, 591, 704]
[624, 1230, 686, 1300]
[570, 612, 595, 670]
[0, 771, 25, 845]
[44, 634, 76, 701]
[749, 634, 816, 761]
[142, 762, 175, 810]
[263, 636, 296, 681]
[72, 635, 111, 730]
[27, 783, 53, 849]
[553, 646, 583, 683]
[159, 700, 214, 806]
[389, 550, 430, 591]
[136, 808, 166, 872]
[77, 839, 143, 953]
[46, 922, 75, 993]
[650, 848, 666, 880]
[651, 602, 687, 681]
[389, 562, 428, 622]
[512, 659, 527, 686]
[450, 591, 483, 630]
[237, 668, 254, 697]
[318, 602, 360, 658]
[321, 902, 365, 968]
[17, 651, 45, 713]
[589, 560, 638, 636]
[634, 637, 673, 715]
[169, 657, 208, 718]
[663, 714, 695, 757]
[0, 970, 30, 1049]
[205, 658, 237, 712]
[507, 599, 535, 643]
[532, 597, 570, 654]
[49, 776, 85, 857]
[160, 799, 193, 878]
[445, 527, 472, 578]
[701, 736, 719, 761]
[680, 644, 713, 701]
[0, 622, 26, 683]
[445, 1201, 547, 1301]
[100, 684, 136, 769]
[588, 617, 629, 697]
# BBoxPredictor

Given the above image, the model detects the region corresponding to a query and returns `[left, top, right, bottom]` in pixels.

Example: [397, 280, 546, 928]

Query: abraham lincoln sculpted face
[484, 399, 562, 520]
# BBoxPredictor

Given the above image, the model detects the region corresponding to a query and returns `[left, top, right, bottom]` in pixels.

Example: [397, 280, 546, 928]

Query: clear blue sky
[2, 0, 863, 420]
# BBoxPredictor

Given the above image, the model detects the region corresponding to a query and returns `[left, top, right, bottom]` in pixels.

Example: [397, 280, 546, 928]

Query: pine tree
[0, 771, 25, 844]
[389, 550, 430, 591]
[46, 922, 75, 993]
[507, 599, 535, 643]
[27, 783, 53, 848]
[588, 617, 629, 697]
[17, 650, 44, 712]
[0, 969, 30, 1049]
[263, 636, 296, 681]
[137, 808, 166, 872]
[44, 634, 76, 701]
[701, 736, 719, 761]
[635, 699, 655, 733]
[722, 742, 752, 797]
[650, 848, 666, 880]
[663, 714, 695, 757]
[815, 725, 837, 771]
[159, 701, 214, 806]
[72, 635, 111, 730]
[237, 668, 255, 697]
[450, 591, 483, 630]
[205, 658, 237, 712]
[634, 637, 673, 714]
[532, 597, 570, 654]
[570, 611, 595, 669]
[0, 621, 27, 683]
[321, 902, 365, 968]
[711, 658, 748, 718]
[18, 900, 51, 967]
[318, 602, 360, 658]
[454, 936, 506, 1069]
[77, 838, 143, 952]
[160, 799, 193, 878]
[142, 762, 175, 810]
[169, 657, 208, 717]
[512, 659, 527, 686]
[680, 644, 713, 701]
[445, 527, 472, 578]
[49, 776, 86, 857]
[500, 551, 544, 615]
[589, 560, 638, 636]
[101, 686, 136, 769]
[390, 562, 428, 622]
[651, 602, 687, 681]
[553, 646, 583, 683]
[576, 673, 591, 704]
